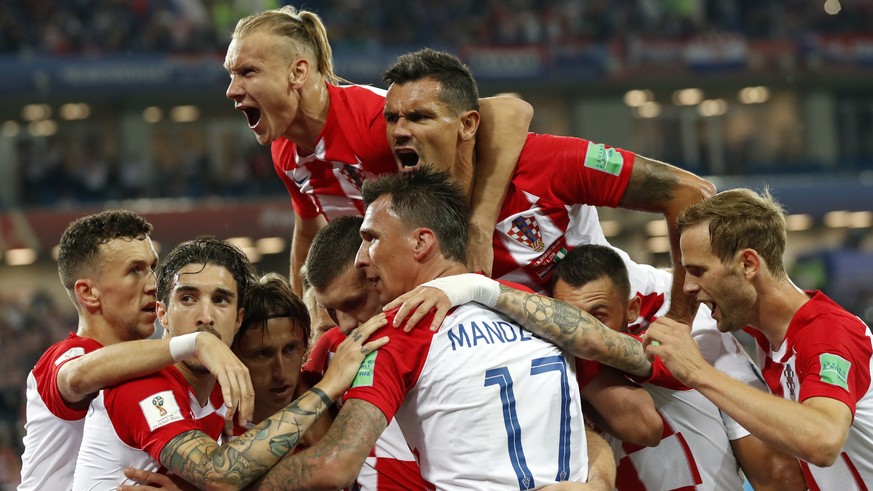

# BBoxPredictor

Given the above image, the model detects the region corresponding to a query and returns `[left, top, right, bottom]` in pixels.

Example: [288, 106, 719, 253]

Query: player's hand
[384, 286, 452, 332]
[318, 313, 389, 399]
[642, 317, 706, 387]
[465, 222, 495, 277]
[193, 332, 254, 427]
[117, 467, 195, 490]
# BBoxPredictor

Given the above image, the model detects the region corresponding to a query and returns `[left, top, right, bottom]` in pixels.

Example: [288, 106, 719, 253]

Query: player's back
[396, 303, 588, 489]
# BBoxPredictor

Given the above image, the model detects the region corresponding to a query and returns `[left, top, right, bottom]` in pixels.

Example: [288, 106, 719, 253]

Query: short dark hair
[305, 215, 363, 290]
[382, 48, 479, 114]
[553, 244, 631, 300]
[362, 167, 468, 264]
[236, 272, 311, 352]
[58, 209, 153, 295]
[156, 236, 256, 305]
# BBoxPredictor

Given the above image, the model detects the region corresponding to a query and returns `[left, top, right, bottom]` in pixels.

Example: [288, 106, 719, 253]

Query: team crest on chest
[508, 215, 545, 252]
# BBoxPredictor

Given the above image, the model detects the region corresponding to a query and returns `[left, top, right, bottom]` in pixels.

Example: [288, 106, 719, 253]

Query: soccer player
[380, 48, 715, 325]
[72, 237, 387, 489]
[254, 168, 603, 489]
[224, 6, 533, 292]
[552, 244, 805, 490]
[644, 189, 873, 490]
[19, 210, 253, 490]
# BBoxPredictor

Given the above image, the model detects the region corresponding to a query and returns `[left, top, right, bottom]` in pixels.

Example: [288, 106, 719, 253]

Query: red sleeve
[343, 310, 438, 423]
[794, 316, 873, 414]
[271, 139, 320, 219]
[525, 134, 634, 208]
[302, 327, 345, 378]
[31, 335, 103, 420]
[104, 373, 206, 463]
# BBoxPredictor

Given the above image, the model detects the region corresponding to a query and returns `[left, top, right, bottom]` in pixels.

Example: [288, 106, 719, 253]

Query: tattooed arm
[250, 399, 388, 490]
[493, 284, 652, 377]
[617, 156, 715, 322]
[156, 320, 388, 490]
[157, 385, 339, 490]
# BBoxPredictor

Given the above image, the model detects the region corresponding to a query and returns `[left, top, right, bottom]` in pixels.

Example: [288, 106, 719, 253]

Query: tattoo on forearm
[159, 388, 334, 488]
[497, 285, 650, 375]
[623, 157, 679, 207]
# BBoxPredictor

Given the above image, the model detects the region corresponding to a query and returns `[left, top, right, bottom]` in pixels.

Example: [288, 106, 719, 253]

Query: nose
[354, 241, 370, 270]
[336, 310, 360, 334]
[683, 275, 699, 296]
[145, 271, 157, 295]
[272, 354, 288, 380]
[196, 302, 216, 326]
[390, 118, 412, 142]
[226, 76, 243, 101]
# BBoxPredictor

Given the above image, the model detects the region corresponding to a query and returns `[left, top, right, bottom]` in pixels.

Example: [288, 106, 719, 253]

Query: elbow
[60, 366, 93, 403]
[798, 432, 844, 467]
[630, 413, 663, 448]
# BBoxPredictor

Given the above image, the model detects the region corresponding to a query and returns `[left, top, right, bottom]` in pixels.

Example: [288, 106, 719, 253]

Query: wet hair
[362, 167, 468, 264]
[156, 236, 256, 305]
[382, 48, 479, 114]
[58, 209, 153, 303]
[305, 215, 363, 290]
[677, 188, 787, 278]
[232, 5, 339, 84]
[235, 272, 311, 353]
[553, 245, 631, 301]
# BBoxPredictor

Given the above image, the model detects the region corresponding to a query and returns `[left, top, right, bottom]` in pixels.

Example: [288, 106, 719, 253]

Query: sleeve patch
[139, 390, 185, 431]
[54, 347, 86, 366]
[819, 353, 851, 391]
[584, 143, 624, 176]
[351, 352, 377, 388]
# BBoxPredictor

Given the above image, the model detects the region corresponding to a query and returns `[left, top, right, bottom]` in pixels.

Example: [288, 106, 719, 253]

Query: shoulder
[33, 334, 101, 373]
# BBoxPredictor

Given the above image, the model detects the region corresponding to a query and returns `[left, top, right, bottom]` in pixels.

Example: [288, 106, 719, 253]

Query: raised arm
[468, 96, 533, 276]
[157, 319, 388, 490]
[617, 156, 715, 322]
[385, 274, 652, 377]
[289, 212, 327, 294]
[58, 333, 255, 425]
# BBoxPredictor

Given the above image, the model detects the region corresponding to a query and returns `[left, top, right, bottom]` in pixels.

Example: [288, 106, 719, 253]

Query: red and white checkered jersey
[345, 297, 588, 489]
[749, 291, 873, 490]
[19, 333, 103, 490]
[272, 83, 396, 221]
[605, 305, 768, 490]
[302, 327, 427, 490]
[72, 365, 226, 489]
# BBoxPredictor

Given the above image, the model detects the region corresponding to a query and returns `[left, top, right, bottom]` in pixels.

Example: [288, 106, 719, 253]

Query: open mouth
[142, 302, 156, 314]
[395, 149, 420, 169]
[242, 107, 261, 128]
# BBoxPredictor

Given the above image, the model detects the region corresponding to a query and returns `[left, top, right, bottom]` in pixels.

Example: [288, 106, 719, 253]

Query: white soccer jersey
[19, 333, 102, 491]
[607, 303, 768, 490]
[346, 298, 588, 490]
[73, 366, 226, 490]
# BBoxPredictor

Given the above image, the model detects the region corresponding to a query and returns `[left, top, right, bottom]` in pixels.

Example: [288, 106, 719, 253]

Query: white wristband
[169, 332, 201, 361]
[420, 273, 500, 308]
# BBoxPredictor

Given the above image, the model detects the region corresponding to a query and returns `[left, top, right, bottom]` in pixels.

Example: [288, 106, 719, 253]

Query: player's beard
[713, 274, 756, 333]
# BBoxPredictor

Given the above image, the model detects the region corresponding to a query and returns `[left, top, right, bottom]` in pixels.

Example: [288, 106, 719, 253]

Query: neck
[456, 143, 476, 204]
[173, 361, 217, 407]
[286, 76, 330, 155]
[753, 276, 810, 349]
[76, 315, 125, 346]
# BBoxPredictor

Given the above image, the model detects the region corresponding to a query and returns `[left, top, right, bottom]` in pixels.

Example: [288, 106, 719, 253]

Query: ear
[75, 279, 100, 310]
[738, 248, 761, 279]
[288, 57, 310, 89]
[459, 110, 480, 142]
[626, 294, 642, 325]
[411, 227, 437, 261]
[156, 301, 171, 331]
